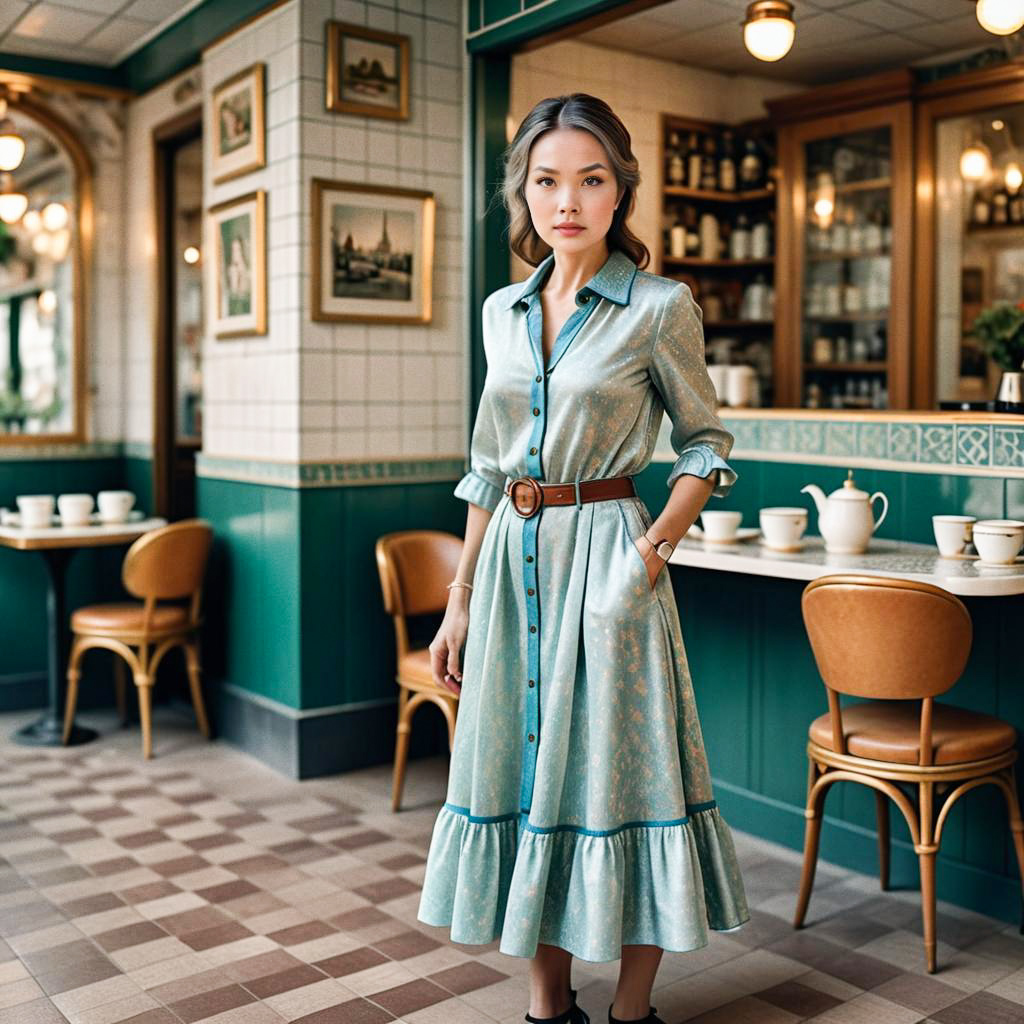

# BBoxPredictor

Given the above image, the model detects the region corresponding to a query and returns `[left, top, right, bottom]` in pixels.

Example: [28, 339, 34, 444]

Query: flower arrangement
[971, 299, 1024, 371]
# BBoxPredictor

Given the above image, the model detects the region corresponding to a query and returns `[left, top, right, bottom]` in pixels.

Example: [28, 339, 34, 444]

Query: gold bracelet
[446, 581, 473, 591]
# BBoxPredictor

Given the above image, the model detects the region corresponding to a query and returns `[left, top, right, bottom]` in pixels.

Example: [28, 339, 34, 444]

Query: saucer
[936, 550, 978, 560]
[759, 537, 806, 553]
[975, 554, 1024, 568]
[698, 527, 761, 544]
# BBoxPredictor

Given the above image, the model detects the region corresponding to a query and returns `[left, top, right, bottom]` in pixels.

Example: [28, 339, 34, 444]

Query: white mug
[16, 494, 55, 528]
[97, 490, 136, 523]
[700, 509, 742, 542]
[760, 506, 808, 550]
[57, 493, 94, 527]
[932, 514, 975, 558]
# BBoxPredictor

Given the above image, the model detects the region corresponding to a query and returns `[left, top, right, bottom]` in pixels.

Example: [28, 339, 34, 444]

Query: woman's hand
[634, 537, 666, 590]
[429, 593, 470, 695]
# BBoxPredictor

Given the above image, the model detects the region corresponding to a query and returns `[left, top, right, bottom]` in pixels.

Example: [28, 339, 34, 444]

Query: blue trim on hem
[442, 799, 719, 833]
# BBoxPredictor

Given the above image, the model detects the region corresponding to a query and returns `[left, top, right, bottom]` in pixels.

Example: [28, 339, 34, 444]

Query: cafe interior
[1, 0, 1024, 1022]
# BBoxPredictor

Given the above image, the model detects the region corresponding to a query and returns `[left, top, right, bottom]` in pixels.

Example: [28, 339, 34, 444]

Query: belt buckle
[508, 476, 543, 519]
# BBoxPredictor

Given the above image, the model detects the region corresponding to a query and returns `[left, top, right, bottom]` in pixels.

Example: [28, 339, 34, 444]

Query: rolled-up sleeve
[649, 283, 738, 499]
[454, 384, 506, 512]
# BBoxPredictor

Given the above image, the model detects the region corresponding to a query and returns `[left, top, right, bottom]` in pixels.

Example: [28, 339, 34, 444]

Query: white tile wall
[509, 40, 800, 280]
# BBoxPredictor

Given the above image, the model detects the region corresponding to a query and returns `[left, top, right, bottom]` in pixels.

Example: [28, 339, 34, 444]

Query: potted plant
[971, 300, 1024, 412]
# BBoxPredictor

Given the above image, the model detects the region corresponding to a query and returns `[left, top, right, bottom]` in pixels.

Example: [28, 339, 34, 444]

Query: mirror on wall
[0, 98, 85, 440]
[933, 101, 1024, 408]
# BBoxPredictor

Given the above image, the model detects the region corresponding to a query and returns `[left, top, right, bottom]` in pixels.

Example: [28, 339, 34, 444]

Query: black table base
[11, 547, 97, 748]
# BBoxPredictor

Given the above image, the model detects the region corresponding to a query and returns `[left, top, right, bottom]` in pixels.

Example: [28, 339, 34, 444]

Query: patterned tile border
[195, 454, 468, 489]
[0, 440, 123, 461]
[711, 414, 1024, 478]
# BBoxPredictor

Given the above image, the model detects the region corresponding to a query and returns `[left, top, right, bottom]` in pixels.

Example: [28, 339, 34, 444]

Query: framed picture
[211, 63, 265, 183]
[208, 190, 267, 338]
[311, 178, 434, 324]
[325, 20, 409, 120]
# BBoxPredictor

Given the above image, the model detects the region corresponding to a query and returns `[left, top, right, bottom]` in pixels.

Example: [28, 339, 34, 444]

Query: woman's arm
[634, 470, 716, 587]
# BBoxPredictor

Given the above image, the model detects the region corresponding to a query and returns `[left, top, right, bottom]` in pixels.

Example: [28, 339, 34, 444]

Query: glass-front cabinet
[771, 81, 913, 410]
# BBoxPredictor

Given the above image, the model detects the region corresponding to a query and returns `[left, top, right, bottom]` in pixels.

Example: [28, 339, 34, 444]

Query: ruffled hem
[665, 444, 738, 499]
[416, 801, 749, 963]
[453, 469, 505, 512]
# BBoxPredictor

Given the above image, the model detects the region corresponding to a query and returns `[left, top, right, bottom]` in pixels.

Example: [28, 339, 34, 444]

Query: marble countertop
[668, 531, 1024, 597]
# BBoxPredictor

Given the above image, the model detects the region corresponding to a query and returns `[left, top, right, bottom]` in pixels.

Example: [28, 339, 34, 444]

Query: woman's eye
[584, 175, 603, 185]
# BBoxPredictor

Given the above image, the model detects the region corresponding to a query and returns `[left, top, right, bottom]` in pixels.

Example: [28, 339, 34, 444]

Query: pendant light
[0, 99, 25, 173]
[975, 0, 1024, 35]
[960, 141, 991, 181]
[743, 1, 795, 62]
[0, 172, 27, 224]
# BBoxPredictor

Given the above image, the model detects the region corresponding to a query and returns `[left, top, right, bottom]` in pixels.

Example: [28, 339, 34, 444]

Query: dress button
[526, 555, 533, 562]
[530, 446, 537, 455]
[528, 679, 535, 687]
[536, 375, 543, 382]
[530, 625, 537, 633]
[533, 407, 540, 416]
[527, 588, 534, 596]
[528, 733, 535, 742]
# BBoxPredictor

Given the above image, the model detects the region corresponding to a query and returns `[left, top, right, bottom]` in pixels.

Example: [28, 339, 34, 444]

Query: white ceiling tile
[83, 16, 156, 54]
[841, 0, 931, 29]
[0, 33, 108, 63]
[11, 2, 105, 44]
[0, 1, 30, 36]
[901, 13, 993, 48]
[55, 0, 128, 13]
[122, 0, 188, 22]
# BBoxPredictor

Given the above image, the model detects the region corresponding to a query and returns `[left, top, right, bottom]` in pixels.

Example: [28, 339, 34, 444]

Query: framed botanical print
[311, 178, 434, 324]
[211, 63, 265, 183]
[325, 21, 410, 121]
[208, 190, 267, 338]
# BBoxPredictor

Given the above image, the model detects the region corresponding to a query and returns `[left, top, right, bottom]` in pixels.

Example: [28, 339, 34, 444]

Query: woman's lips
[555, 225, 584, 235]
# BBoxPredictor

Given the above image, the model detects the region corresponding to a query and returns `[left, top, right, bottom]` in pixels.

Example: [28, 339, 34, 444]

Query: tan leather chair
[375, 530, 463, 811]
[796, 573, 1024, 972]
[62, 519, 213, 759]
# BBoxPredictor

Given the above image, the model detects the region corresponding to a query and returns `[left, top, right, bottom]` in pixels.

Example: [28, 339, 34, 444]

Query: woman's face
[523, 127, 622, 260]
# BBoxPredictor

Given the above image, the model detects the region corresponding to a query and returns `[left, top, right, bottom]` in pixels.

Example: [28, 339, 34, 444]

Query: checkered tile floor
[1, 708, 1023, 1024]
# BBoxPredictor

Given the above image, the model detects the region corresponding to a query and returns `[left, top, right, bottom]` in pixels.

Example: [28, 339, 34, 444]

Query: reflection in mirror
[174, 136, 202, 445]
[935, 103, 1024, 409]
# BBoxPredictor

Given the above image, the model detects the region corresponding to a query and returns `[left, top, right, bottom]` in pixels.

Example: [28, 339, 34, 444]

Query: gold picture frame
[211, 62, 265, 184]
[325, 20, 410, 121]
[208, 189, 267, 338]
[311, 178, 434, 324]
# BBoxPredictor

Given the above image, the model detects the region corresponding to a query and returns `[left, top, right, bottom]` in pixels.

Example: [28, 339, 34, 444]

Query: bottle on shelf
[698, 210, 720, 260]
[683, 205, 700, 255]
[992, 186, 1009, 225]
[739, 138, 763, 190]
[667, 131, 685, 186]
[971, 187, 991, 226]
[730, 212, 751, 260]
[684, 132, 701, 190]
[700, 134, 718, 191]
[718, 130, 737, 192]
[670, 216, 686, 258]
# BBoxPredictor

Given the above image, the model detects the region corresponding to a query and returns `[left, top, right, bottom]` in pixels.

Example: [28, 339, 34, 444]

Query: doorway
[154, 109, 203, 521]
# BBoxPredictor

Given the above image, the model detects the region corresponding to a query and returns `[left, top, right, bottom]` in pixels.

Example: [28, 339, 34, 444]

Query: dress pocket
[617, 500, 656, 589]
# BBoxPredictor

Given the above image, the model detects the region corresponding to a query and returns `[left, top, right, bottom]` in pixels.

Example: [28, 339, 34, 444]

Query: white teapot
[800, 469, 889, 554]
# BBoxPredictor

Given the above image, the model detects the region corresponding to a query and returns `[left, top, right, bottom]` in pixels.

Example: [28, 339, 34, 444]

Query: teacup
[57, 493, 94, 527]
[932, 514, 976, 558]
[700, 509, 742, 542]
[760, 506, 808, 551]
[97, 490, 135, 524]
[16, 494, 55, 528]
[972, 519, 1024, 564]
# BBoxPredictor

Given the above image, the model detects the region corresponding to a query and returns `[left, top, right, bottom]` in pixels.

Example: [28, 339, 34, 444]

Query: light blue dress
[416, 248, 750, 962]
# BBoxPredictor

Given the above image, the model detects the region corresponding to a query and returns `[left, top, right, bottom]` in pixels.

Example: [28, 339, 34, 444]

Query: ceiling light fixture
[0, 98, 25, 172]
[743, 0, 795, 62]
[975, 0, 1024, 35]
[960, 140, 992, 181]
[0, 172, 27, 224]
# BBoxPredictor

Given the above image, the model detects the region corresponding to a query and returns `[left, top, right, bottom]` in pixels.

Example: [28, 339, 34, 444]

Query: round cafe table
[0, 514, 168, 746]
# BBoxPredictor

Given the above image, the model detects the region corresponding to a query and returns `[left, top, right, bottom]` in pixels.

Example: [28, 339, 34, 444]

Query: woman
[416, 94, 749, 1024]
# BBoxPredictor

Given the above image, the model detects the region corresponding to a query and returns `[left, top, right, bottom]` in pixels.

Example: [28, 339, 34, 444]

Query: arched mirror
[0, 91, 90, 441]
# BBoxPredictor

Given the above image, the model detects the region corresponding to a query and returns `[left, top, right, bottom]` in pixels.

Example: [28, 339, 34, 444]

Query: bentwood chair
[62, 519, 214, 759]
[375, 530, 463, 811]
[796, 573, 1024, 973]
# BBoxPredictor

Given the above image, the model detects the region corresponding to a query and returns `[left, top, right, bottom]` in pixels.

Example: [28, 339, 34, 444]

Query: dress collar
[505, 248, 638, 310]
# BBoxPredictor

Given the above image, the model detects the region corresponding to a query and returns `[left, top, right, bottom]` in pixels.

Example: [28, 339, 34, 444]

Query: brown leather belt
[504, 474, 636, 519]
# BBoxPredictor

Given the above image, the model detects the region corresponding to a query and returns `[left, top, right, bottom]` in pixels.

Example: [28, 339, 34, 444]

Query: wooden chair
[796, 573, 1024, 973]
[375, 529, 463, 811]
[62, 519, 213, 759]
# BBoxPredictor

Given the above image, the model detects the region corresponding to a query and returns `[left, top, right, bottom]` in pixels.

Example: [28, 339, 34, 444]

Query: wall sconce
[743, 1, 795, 62]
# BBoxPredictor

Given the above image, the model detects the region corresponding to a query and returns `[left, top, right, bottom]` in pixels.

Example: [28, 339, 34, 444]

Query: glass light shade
[813, 196, 834, 220]
[48, 227, 70, 261]
[743, 2, 795, 61]
[0, 130, 25, 172]
[183, 245, 200, 264]
[37, 289, 56, 315]
[41, 201, 67, 231]
[31, 231, 50, 255]
[21, 208, 40, 233]
[1006, 161, 1023, 191]
[0, 188, 27, 224]
[976, 0, 1024, 35]
[960, 143, 991, 181]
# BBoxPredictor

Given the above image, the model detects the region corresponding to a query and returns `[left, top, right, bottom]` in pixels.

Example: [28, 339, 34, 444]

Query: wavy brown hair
[498, 93, 650, 269]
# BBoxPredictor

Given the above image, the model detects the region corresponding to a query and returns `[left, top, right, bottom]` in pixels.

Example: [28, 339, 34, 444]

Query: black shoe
[608, 1003, 665, 1024]
[525, 987, 590, 1024]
